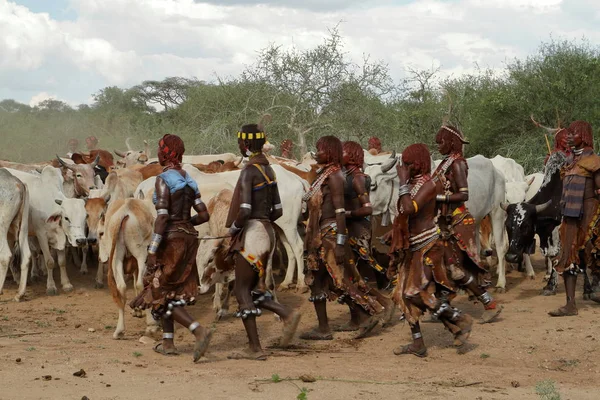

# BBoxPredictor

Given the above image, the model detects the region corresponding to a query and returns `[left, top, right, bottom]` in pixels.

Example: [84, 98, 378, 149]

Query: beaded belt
[409, 227, 440, 251]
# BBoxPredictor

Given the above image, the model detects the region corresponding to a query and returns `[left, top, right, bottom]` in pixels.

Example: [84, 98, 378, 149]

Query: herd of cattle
[0, 139, 567, 338]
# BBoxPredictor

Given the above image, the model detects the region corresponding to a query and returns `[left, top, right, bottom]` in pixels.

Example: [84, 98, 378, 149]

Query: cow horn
[55, 199, 63, 206]
[310, 151, 316, 160]
[530, 114, 560, 135]
[103, 193, 111, 204]
[500, 202, 509, 211]
[389, 150, 396, 159]
[114, 149, 127, 158]
[125, 137, 133, 151]
[535, 200, 552, 214]
[143, 140, 150, 158]
[234, 156, 243, 167]
[56, 155, 76, 171]
[381, 155, 398, 173]
[91, 154, 100, 168]
[526, 176, 535, 186]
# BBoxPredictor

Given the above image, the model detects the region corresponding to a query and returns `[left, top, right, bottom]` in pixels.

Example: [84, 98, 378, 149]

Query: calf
[97, 199, 157, 338]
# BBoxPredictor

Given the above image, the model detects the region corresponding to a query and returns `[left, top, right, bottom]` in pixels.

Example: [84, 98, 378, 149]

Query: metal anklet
[163, 332, 174, 339]
[412, 332, 423, 340]
[188, 321, 200, 333]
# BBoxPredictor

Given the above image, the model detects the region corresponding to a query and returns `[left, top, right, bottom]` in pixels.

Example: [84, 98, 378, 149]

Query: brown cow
[84, 196, 110, 288]
[192, 157, 242, 174]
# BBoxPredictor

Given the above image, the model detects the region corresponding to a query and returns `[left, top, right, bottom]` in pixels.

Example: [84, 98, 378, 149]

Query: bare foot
[300, 328, 333, 340]
[227, 348, 267, 361]
[193, 326, 215, 362]
[393, 342, 427, 357]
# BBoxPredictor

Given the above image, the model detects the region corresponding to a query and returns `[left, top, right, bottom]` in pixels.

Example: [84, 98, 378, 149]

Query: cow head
[54, 198, 88, 248]
[56, 154, 98, 197]
[197, 238, 229, 294]
[84, 196, 110, 245]
[114, 138, 150, 168]
[503, 200, 551, 263]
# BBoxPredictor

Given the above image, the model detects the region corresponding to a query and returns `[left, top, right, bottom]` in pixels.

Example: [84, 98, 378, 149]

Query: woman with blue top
[130, 134, 214, 362]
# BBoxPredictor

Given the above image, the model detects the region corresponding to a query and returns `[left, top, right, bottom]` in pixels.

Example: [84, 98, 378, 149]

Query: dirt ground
[1, 252, 600, 400]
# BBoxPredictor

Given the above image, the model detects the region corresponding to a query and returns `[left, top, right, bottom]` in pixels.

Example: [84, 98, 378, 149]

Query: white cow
[147, 153, 239, 166]
[114, 138, 150, 168]
[6, 167, 88, 295]
[97, 198, 158, 339]
[0, 169, 32, 301]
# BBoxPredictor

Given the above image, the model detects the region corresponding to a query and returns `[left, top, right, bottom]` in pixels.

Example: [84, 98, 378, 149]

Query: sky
[1, 0, 599, 107]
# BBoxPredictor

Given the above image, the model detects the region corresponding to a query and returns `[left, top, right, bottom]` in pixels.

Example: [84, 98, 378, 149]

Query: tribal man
[433, 125, 502, 323]
[388, 143, 473, 357]
[66, 138, 79, 158]
[130, 134, 214, 362]
[225, 121, 301, 360]
[550, 120, 600, 316]
[301, 136, 385, 340]
[336, 140, 394, 332]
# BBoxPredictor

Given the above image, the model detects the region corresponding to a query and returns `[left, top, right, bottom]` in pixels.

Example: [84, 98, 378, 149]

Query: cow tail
[107, 214, 130, 309]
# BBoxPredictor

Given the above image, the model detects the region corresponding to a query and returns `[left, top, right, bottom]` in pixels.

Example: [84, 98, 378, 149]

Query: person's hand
[397, 163, 411, 184]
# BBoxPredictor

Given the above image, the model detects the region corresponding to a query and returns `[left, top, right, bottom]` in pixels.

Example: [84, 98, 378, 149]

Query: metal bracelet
[163, 332, 174, 339]
[194, 197, 204, 206]
[336, 234, 347, 245]
[156, 208, 168, 215]
[274, 203, 283, 210]
[363, 202, 372, 207]
[335, 208, 346, 214]
[398, 185, 410, 197]
[240, 203, 252, 209]
[148, 233, 162, 254]
[435, 194, 448, 203]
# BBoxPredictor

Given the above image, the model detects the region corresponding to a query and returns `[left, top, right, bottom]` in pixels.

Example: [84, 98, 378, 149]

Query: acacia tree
[241, 25, 397, 155]
[132, 77, 202, 112]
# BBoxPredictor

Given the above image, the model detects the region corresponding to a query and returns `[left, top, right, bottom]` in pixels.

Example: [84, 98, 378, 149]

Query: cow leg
[541, 267, 558, 296]
[57, 249, 74, 292]
[213, 282, 225, 319]
[144, 309, 158, 335]
[70, 246, 82, 270]
[290, 231, 307, 293]
[111, 246, 127, 339]
[95, 261, 105, 289]
[544, 257, 553, 281]
[278, 231, 297, 291]
[132, 254, 146, 318]
[490, 207, 508, 292]
[264, 243, 281, 322]
[523, 253, 535, 279]
[0, 235, 11, 297]
[80, 244, 89, 275]
[38, 233, 58, 296]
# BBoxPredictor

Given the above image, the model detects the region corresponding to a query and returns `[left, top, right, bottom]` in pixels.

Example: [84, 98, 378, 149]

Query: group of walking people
[126, 115, 600, 362]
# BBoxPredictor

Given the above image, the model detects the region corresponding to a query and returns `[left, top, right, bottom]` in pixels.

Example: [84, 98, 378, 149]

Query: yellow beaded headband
[237, 131, 265, 140]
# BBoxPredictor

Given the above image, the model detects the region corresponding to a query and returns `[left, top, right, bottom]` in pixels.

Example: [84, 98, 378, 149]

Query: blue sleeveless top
[152, 169, 200, 204]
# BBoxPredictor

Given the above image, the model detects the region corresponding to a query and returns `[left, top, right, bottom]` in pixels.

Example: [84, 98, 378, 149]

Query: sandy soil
[1, 253, 600, 400]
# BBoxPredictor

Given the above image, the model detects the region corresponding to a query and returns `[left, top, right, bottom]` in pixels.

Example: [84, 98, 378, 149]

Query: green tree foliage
[0, 34, 598, 174]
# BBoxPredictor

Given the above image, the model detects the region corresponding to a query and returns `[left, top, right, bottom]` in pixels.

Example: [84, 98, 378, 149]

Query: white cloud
[1, 0, 599, 105]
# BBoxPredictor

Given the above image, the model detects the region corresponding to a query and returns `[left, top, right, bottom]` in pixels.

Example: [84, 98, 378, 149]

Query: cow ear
[55, 199, 63, 206]
[46, 213, 62, 224]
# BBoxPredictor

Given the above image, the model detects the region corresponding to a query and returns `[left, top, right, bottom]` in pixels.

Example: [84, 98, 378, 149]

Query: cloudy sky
[1, 0, 599, 107]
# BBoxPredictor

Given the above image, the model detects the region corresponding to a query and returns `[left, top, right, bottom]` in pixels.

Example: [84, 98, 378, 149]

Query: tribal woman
[388, 144, 473, 357]
[433, 125, 502, 323]
[550, 121, 600, 315]
[130, 134, 214, 362]
[301, 136, 384, 341]
[336, 140, 394, 331]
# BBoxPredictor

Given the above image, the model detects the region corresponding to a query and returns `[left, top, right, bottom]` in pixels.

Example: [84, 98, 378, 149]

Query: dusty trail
[1, 252, 599, 400]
